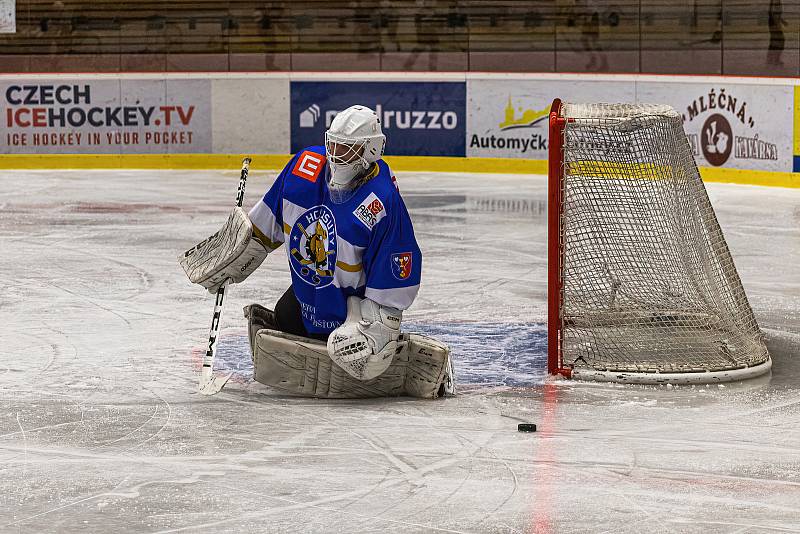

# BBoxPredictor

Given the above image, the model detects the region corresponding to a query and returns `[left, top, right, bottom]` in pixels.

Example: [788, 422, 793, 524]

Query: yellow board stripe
[699, 167, 800, 189]
[0, 153, 796, 188]
[0, 153, 548, 174]
[794, 86, 800, 158]
[383, 156, 549, 175]
[566, 160, 673, 177]
[0, 154, 291, 170]
[565, 160, 800, 189]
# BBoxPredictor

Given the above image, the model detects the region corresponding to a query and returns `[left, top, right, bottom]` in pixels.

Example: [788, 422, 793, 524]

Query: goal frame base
[566, 359, 772, 385]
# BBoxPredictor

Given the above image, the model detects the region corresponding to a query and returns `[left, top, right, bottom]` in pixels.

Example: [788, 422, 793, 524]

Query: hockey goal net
[548, 99, 770, 384]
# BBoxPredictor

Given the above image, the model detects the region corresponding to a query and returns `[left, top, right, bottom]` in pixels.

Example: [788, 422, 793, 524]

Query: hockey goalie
[180, 105, 454, 398]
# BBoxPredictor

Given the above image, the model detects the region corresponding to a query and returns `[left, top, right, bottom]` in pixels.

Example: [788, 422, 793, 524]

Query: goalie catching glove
[327, 296, 404, 381]
[179, 207, 271, 292]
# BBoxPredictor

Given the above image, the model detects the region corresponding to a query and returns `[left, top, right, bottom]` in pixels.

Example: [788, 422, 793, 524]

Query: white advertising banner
[0, 0, 14, 33]
[467, 78, 635, 159]
[637, 82, 794, 172]
[1, 79, 212, 154]
[211, 78, 289, 155]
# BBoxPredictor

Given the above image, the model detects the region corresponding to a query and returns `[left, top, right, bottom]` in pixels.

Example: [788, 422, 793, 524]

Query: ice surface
[1, 169, 799, 533]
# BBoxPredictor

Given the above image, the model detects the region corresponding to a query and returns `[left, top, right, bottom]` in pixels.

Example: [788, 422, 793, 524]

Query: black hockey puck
[517, 423, 537, 432]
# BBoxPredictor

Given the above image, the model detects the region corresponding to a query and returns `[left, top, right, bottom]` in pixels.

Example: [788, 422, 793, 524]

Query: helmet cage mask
[324, 132, 374, 204]
[323, 105, 386, 204]
[324, 131, 370, 185]
[325, 132, 369, 168]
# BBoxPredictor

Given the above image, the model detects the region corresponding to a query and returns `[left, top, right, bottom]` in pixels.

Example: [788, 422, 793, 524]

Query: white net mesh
[557, 102, 769, 377]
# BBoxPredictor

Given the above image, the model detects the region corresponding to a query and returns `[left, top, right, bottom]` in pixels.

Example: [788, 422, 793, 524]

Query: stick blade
[199, 372, 231, 395]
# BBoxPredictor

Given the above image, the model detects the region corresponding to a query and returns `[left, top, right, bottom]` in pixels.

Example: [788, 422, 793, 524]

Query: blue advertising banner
[291, 82, 466, 157]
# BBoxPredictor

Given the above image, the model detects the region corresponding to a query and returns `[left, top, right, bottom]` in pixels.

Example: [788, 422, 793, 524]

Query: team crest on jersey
[353, 192, 387, 229]
[289, 205, 337, 287]
[391, 252, 413, 280]
[292, 151, 326, 183]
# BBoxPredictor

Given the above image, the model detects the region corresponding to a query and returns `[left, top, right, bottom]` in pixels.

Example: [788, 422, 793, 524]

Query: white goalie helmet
[324, 105, 386, 203]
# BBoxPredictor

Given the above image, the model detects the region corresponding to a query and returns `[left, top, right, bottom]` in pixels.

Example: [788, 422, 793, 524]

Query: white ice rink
[1, 168, 799, 533]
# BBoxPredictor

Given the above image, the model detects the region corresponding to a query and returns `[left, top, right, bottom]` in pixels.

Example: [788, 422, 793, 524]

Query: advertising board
[291, 81, 466, 157]
[1, 79, 211, 154]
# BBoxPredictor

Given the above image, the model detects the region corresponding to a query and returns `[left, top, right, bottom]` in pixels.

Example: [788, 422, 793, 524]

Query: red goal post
[548, 99, 568, 378]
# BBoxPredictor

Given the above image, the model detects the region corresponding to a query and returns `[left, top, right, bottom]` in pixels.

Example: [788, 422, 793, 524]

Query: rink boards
[1, 72, 800, 187]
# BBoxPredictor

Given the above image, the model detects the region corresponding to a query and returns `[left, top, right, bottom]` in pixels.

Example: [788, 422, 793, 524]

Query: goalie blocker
[244, 304, 455, 399]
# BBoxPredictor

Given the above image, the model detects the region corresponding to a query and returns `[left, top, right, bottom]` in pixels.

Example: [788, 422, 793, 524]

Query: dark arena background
[1, 2, 799, 533]
[1, 1, 799, 75]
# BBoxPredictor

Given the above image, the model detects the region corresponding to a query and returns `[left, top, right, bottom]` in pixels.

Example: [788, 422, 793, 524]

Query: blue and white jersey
[248, 146, 422, 335]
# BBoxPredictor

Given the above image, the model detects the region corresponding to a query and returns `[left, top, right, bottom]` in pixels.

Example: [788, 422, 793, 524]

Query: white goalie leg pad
[252, 329, 455, 399]
[252, 329, 406, 398]
[179, 207, 269, 291]
[399, 334, 455, 398]
[327, 296, 404, 381]
[243, 303, 276, 361]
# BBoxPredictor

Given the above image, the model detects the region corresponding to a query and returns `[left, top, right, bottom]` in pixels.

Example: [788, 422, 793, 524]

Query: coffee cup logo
[701, 114, 732, 166]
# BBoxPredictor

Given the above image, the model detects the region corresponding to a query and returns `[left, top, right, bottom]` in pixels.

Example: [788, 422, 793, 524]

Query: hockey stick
[199, 157, 252, 395]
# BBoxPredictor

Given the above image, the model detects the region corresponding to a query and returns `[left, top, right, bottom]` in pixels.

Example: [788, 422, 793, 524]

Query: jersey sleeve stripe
[335, 260, 362, 272]
[248, 201, 284, 247]
[253, 226, 283, 250]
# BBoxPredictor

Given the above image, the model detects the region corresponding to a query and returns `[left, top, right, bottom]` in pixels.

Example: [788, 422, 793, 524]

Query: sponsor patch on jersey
[288, 205, 337, 287]
[292, 151, 326, 182]
[353, 192, 386, 230]
[391, 252, 413, 280]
